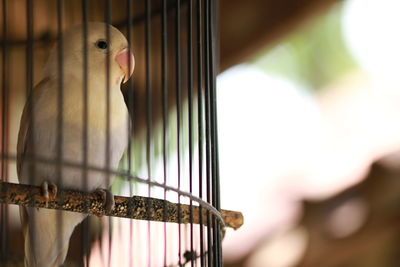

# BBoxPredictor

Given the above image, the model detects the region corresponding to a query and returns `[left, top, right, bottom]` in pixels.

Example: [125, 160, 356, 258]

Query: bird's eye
[95, 40, 108, 50]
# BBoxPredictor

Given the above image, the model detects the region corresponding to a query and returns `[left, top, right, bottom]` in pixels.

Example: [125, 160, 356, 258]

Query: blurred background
[2, 0, 400, 266]
[219, 0, 400, 266]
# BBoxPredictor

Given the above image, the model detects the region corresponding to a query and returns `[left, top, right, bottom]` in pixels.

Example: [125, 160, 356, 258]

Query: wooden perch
[0, 181, 243, 230]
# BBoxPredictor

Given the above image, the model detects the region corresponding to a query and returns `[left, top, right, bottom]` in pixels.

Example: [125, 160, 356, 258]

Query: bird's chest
[62, 86, 129, 167]
[30, 85, 130, 190]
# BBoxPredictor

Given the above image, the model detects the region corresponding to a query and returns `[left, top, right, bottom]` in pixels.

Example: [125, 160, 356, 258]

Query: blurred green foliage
[253, 3, 358, 91]
[113, 3, 359, 193]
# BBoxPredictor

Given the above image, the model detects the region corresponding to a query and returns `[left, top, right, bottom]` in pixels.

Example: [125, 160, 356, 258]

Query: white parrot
[17, 22, 134, 267]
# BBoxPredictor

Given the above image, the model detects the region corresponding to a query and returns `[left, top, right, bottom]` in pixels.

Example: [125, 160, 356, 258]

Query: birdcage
[0, 0, 242, 266]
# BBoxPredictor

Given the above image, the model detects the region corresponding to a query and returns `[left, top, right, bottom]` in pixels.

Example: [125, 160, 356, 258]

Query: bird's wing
[17, 78, 59, 266]
[17, 77, 53, 265]
[16, 77, 51, 177]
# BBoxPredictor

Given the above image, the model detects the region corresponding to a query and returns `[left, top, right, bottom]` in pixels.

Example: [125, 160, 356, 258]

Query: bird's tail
[20, 207, 86, 267]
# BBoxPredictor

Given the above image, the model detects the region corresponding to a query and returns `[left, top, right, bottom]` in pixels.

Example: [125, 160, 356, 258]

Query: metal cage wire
[0, 0, 223, 266]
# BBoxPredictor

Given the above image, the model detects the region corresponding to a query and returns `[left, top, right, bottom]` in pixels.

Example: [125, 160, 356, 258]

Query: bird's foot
[41, 181, 58, 208]
[94, 188, 115, 215]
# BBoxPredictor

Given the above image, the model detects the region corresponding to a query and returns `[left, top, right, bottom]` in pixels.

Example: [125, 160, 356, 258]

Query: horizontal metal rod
[0, 181, 243, 230]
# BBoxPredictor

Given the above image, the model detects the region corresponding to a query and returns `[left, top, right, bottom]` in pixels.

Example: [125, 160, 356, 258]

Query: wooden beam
[220, 0, 341, 70]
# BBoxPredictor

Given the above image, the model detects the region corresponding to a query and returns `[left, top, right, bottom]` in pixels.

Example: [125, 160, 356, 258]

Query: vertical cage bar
[211, 1, 222, 264]
[175, 0, 183, 265]
[25, 0, 37, 259]
[208, 0, 221, 265]
[196, 0, 205, 265]
[0, 0, 9, 262]
[56, 0, 65, 262]
[105, 1, 113, 265]
[0, 0, 8, 181]
[26, 0, 34, 194]
[81, 0, 90, 264]
[145, 0, 153, 265]
[187, 0, 195, 266]
[161, 0, 169, 265]
[56, 0, 64, 191]
[203, 0, 214, 264]
[126, 0, 134, 266]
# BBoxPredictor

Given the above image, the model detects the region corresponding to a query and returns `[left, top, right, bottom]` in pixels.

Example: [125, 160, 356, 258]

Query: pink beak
[115, 48, 135, 83]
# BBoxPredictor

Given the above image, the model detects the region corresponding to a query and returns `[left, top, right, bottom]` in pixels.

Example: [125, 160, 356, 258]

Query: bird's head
[46, 22, 135, 85]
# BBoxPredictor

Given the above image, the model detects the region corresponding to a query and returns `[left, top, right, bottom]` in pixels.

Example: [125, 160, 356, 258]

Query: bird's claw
[41, 181, 58, 208]
[95, 188, 115, 215]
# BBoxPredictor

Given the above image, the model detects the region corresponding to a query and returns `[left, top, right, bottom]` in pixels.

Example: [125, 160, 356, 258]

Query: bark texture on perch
[0, 181, 243, 230]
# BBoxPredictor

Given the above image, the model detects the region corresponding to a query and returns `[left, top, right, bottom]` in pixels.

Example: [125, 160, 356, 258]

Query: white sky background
[219, 0, 400, 264]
